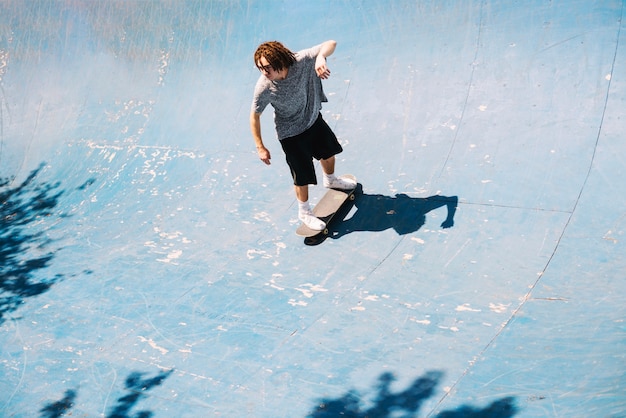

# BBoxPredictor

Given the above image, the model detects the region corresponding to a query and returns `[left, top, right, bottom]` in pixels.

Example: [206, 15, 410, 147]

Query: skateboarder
[250, 40, 355, 231]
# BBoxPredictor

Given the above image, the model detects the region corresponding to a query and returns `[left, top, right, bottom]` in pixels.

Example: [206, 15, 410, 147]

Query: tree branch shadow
[0, 164, 66, 325]
[39, 369, 174, 418]
[307, 371, 518, 418]
[107, 369, 174, 418]
[39, 389, 77, 418]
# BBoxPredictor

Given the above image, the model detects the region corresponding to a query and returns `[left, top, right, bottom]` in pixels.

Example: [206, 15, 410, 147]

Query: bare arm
[250, 111, 271, 165]
[315, 40, 337, 79]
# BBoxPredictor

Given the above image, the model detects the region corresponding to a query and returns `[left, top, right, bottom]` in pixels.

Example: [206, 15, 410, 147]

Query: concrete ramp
[1, 1, 624, 417]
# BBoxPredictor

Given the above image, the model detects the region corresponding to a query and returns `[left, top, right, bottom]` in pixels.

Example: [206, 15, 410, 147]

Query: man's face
[257, 56, 286, 81]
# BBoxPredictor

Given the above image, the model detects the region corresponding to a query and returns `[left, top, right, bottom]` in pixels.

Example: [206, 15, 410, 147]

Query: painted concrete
[0, 1, 624, 417]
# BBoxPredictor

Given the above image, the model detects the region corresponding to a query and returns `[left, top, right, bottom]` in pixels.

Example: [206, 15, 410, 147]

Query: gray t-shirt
[251, 44, 328, 140]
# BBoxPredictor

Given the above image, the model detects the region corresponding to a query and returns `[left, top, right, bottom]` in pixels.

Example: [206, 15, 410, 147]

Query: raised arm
[315, 40, 337, 79]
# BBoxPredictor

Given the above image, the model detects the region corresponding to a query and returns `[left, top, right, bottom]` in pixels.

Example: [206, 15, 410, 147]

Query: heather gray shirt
[251, 44, 328, 140]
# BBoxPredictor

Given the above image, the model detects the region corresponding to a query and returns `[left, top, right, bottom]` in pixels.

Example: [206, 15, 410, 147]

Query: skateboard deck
[296, 174, 357, 239]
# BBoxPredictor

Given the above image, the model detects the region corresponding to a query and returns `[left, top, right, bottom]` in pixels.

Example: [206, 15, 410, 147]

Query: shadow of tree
[435, 396, 518, 418]
[0, 164, 65, 324]
[308, 371, 517, 418]
[107, 369, 174, 418]
[39, 369, 174, 418]
[309, 371, 442, 417]
[39, 389, 77, 418]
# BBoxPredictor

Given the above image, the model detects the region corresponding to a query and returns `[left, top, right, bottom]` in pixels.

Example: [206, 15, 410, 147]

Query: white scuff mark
[0, 49, 8, 82]
[62, 346, 82, 355]
[411, 237, 425, 244]
[478, 105, 487, 111]
[350, 306, 365, 312]
[266, 274, 285, 291]
[489, 302, 510, 313]
[153, 227, 183, 240]
[603, 229, 618, 243]
[295, 283, 328, 298]
[363, 295, 379, 302]
[295, 287, 314, 298]
[157, 249, 182, 263]
[216, 325, 228, 332]
[606, 73, 612, 81]
[158, 48, 170, 86]
[411, 318, 431, 325]
[275, 242, 286, 257]
[402, 253, 413, 262]
[455, 304, 481, 312]
[138, 336, 168, 355]
[247, 249, 271, 260]
[440, 119, 457, 131]
[439, 326, 459, 332]
[288, 299, 307, 307]
[254, 212, 271, 223]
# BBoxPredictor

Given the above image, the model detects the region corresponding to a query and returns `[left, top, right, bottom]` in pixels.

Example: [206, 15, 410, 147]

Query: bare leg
[320, 155, 336, 175]
[295, 184, 309, 202]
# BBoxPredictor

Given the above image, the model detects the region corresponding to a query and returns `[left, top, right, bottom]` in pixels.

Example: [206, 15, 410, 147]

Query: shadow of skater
[332, 185, 458, 239]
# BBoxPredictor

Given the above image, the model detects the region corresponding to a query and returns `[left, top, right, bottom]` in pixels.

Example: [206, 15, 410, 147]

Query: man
[250, 40, 355, 231]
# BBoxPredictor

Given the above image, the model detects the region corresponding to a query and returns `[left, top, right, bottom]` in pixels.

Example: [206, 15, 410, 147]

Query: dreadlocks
[254, 41, 296, 72]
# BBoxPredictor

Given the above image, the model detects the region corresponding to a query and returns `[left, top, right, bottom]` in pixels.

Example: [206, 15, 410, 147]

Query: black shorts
[280, 114, 343, 186]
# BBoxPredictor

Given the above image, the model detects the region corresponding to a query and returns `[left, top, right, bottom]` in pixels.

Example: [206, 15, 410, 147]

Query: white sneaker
[324, 176, 356, 190]
[299, 211, 326, 231]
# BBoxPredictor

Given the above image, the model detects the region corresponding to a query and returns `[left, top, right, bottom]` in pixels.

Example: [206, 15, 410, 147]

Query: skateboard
[296, 174, 357, 243]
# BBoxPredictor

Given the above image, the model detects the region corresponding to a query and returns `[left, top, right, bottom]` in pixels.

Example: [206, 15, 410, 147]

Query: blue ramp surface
[1, 1, 625, 417]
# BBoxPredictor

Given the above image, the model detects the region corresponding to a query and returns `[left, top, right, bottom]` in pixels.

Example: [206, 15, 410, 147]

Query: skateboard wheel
[323, 228, 329, 235]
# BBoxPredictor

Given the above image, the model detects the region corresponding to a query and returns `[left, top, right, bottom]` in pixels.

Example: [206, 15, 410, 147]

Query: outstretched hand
[315, 55, 331, 79]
